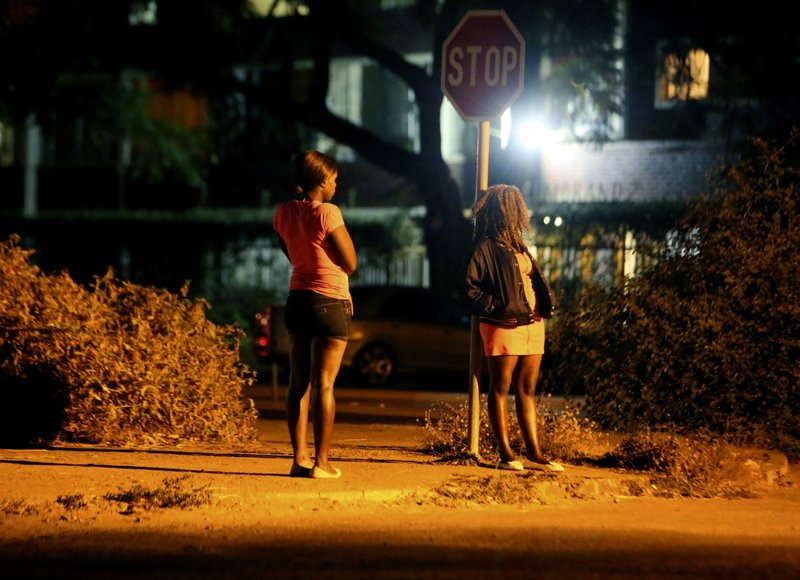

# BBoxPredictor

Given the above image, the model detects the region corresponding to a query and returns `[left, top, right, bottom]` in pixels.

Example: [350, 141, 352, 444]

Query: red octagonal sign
[441, 10, 526, 121]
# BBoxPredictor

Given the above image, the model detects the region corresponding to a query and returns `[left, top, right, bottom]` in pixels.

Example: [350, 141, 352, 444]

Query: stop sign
[441, 10, 526, 121]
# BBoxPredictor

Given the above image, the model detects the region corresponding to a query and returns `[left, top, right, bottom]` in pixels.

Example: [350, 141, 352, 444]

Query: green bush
[546, 133, 800, 460]
[0, 235, 259, 446]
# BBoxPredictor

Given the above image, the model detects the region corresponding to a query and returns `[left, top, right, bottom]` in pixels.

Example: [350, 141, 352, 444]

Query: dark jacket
[462, 237, 542, 326]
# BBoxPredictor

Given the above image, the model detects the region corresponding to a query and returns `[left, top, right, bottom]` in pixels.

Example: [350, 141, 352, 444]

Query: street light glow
[500, 108, 512, 149]
[518, 120, 563, 149]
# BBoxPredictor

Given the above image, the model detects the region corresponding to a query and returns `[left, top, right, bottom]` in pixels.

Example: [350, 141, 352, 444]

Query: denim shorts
[284, 290, 352, 340]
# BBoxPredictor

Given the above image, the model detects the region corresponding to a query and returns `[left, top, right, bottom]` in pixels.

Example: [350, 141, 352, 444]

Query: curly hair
[473, 184, 532, 251]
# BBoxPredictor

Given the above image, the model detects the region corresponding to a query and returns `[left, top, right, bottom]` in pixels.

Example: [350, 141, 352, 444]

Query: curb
[0, 433, 791, 509]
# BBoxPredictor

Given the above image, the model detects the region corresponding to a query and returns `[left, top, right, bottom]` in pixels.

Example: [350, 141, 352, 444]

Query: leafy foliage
[0, 234, 259, 446]
[546, 134, 800, 459]
[91, 71, 209, 191]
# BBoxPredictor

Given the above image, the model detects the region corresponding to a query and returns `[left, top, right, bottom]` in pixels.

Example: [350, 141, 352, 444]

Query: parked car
[252, 285, 474, 386]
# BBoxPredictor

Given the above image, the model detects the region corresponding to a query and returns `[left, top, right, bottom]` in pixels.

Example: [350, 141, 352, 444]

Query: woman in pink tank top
[273, 150, 357, 479]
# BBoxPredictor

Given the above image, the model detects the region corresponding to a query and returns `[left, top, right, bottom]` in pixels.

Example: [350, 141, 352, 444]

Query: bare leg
[514, 354, 549, 463]
[286, 333, 313, 468]
[486, 355, 519, 463]
[310, 336, 348, 474]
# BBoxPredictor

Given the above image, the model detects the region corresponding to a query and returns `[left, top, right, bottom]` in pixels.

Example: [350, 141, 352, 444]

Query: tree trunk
[416, 164, 473, 292]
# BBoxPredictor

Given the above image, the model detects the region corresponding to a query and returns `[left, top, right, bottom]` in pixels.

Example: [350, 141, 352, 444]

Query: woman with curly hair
[462, 184, 563, 472]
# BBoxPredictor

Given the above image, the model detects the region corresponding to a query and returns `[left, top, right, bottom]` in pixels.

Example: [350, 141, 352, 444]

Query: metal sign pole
[441, 9, 524, 458]
[468, 119, 491, 455]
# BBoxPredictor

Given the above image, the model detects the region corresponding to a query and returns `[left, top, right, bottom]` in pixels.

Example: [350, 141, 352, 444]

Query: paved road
[244, 381, 580, 426]
[2, 381, 794, 579]
[2, 457, 798, 579]
[245, 382, 470, 424]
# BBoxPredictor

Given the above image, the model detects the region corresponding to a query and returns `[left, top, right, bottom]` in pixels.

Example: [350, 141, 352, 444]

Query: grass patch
[0, 498, 41, 516]
[104, 475, 212, 514]
[56, 494, 88, 510]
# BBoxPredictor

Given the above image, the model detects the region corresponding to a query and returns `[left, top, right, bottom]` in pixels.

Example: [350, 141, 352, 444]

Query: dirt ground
[2, 421, 799, 578]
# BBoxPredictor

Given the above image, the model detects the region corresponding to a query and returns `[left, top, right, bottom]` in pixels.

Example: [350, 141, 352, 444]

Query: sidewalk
[1, 388, 797, 580]
[0, 397, 792, 508]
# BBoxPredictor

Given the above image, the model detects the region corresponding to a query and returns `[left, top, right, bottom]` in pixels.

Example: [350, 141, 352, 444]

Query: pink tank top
[273, 199, 350, 300]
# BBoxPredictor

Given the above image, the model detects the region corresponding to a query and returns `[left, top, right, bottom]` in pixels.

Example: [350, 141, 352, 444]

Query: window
[0, 122, 14, 166]
[129, 1, 157, 26]
[250, 1, 308, 17]
[656, 48, 710, 105]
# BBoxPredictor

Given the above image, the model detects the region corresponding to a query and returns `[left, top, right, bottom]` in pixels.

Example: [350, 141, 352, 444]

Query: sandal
[498, 460, 525, 471]
[524, 459, 565, 472]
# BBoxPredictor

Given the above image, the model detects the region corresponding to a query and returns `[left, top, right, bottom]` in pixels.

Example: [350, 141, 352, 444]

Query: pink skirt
[480, 321, 545, 356]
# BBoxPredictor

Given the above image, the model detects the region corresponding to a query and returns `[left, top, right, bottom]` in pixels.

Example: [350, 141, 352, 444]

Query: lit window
[129, 1, 157, 26]
[656, 48, 709, 103]
[250, 0, 309, 17]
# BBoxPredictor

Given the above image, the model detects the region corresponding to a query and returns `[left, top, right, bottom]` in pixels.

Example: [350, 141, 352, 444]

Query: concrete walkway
[0, 414, 790, 510]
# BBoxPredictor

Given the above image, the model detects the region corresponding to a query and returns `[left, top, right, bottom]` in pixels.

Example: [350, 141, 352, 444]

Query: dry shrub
[421, 394, 600, 464]
[0, 234, 259, 446]
[601, 430, 766, 498]
[421, 398, 495, 462]
[56, 494, 88, 511]
[0, 498, 40, 516]
[547, 134, 800, 461]
[424, 398, 770, 499]
[104, 475, 212, 512]
[537, 398, 607, 460]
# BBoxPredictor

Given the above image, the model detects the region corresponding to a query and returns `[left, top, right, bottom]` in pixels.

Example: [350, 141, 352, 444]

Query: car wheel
[353, 343, 395, 387]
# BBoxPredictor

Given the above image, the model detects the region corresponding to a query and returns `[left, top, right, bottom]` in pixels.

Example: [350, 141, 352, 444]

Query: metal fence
[212, 231, 658, 306]
[210, 239, 430, 298]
